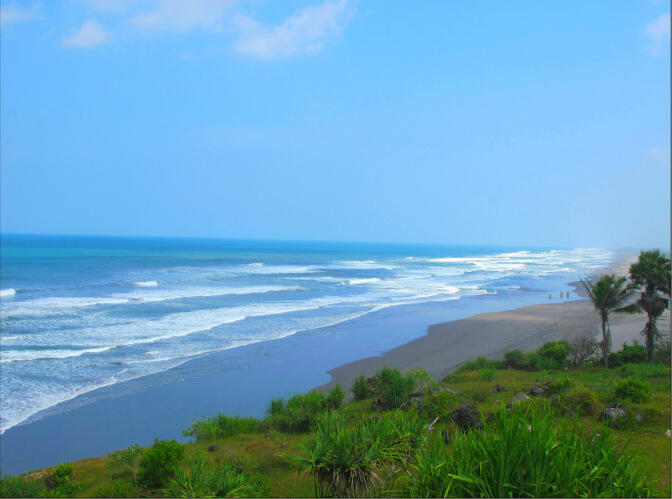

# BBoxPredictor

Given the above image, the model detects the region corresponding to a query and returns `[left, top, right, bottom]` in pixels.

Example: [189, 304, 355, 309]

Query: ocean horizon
[0, 233, 616, 437]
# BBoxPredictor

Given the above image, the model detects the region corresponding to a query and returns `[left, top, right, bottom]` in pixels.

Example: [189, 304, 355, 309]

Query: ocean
[0, 234, 614, 436]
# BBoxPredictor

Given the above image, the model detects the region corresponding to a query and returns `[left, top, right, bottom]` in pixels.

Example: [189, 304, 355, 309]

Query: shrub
[290, 410, 423, 497]
[654, 336, 671, 364]
[459, 356, 503, 372]
[613, 377, 650, 403]
[568, 337, 600, 367]
[399, 406, 650, 498]
[183, 415, 263, 441]
[325, 385, 346, 410]
[538, 341, 570, 366]
[45, 462, 75, 496]
[406, 367, 439, 395]
[267, 392, 330, 432]
[503, 350, 528, 370]
[553, 387, 598, 416]
[372, 368, 417, 410]
[165, 451, 267, 498]
[547, 375, 574, 395]
[351, 375, 371, 400]
[138, 439, 185, 488]
[93, 481, 139, 498]
[609, 342, 647, 367]
[478, 368, 496, 381]
[417, 390, 459, 421]
[107, 443, 142, 471]
[0, 474, 46, 498]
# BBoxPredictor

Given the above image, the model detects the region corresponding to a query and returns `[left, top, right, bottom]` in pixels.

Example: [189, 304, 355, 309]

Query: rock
[635, 413, 646, 424]
[600, 402, 626, 425]
[506, 392, 531, 408]
[493, 384, 507, 393]
[235, 464, 244, 475]
[529, 382, 551, 397]
[665, 429, 670, 438]
[280, 441, 287, 448]
[207, 443, 218, 452]
[450, 403, 482, 430]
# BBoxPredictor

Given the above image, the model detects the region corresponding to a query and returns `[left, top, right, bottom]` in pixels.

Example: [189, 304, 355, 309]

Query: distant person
[548, 293, 551, 300]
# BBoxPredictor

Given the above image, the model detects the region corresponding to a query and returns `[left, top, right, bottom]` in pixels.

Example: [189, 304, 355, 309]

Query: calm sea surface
[0, 234, 614, 434]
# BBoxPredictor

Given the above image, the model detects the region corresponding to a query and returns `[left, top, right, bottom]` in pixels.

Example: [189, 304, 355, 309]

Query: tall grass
[290, 410, 426, 497]
[267, 386, 345, 432]
[0, 475, 46, 498]
[165, 451, 267, 498]
[399, 406, 650, 498]
[183, 415, 263, 441]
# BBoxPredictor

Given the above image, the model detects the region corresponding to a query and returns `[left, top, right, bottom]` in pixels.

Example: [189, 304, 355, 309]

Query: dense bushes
[267, 385, 345, 432]
[183, 415, 263, 441]
[0, 475, 45, 498]
[401, 406, 650, 498]
[609, 342, 647, 367]
[371, 368, 418, 410]
[458, 356, 503, 372]
[165, 451, 267, 498]
[138, 439, 185, 487]
[351, 375, 371, 400]
[613, 377, 650, 403]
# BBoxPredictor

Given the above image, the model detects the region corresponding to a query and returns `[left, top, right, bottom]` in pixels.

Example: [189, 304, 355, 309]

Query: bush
[609, 342, 647, 367]
[417, 390, 459, 421]
[613, 377, 650, 403]
[568, 337, 600, 367]
[93, 481, 139, 498]
[45, 462, 75, 496]
[290, 410, 424, 497]
[547, 375, 574, 395]
[351, 375, 371, 400]
[183, 415, 263, 441]
[372, 368, 417, 410]
[459, 356, 503, 372]
[165, 451, 267, 498]
[267, 392, 330, 432]
[138, 439, 185, 488]
[553, 387, 598, 416]
[654, 337, 671, 364]
[478, 368, 496, 381]
[399, 406, 650, 498]
[0, 474, 46, 498]
[503, 349, 529, 370]
[538, 341, 570, 366]
[325, 385, 345, 410]
[107, 443, 142, 471]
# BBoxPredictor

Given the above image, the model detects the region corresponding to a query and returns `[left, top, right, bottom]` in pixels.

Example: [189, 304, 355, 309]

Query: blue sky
[1, 1, 669, 249]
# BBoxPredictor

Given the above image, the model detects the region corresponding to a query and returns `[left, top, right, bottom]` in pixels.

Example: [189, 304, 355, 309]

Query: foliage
[325, 385, 345, 410]
[553, 387, 598, 416]
[547, 375, 574, 394]
[654, 335, 671, 364]
[458, 356, 503, 372]
[629, 250, 671, 362]
[290, 410, 424, 497]
[267, 392, 332, 432]
[581, 275, 635, 367]
[416, 389, 459, 421]
[93, 481, 139, 498]
[399, 406, 650, 498]
[613, 377, 650, 403]
[568, 337, 600, 367]
[138, 439, 185, 488]
[165, 451, 267, 498]
[0, 474, 46, 498]
[183, 415, 263, 441]
[405, 367, 439, 395]
[538, 341, 570, 366]
[371, 368, 417, 410]
[107, 443, 142, 471]
[46, 463, 75, 497]
[351, 376, 371, 401]
[478, 368, 496, 381]
[608, 342, 647, 367]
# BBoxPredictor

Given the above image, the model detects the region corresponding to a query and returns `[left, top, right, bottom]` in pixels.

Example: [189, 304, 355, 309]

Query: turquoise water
[0, 234, 614, 433]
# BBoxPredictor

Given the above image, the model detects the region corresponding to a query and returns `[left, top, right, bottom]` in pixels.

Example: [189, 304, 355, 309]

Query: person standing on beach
[548, 293, 552, 300]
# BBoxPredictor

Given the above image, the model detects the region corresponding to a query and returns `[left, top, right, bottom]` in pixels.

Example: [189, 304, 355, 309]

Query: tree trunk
[601, 318, 609, 368]
[646, 317, 655, 362]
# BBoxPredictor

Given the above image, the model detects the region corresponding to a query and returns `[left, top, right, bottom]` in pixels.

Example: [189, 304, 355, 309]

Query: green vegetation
[581, 275, 635, 367]
[628, 250, 671, 361]
[138, 439, 185, 487]
[1, 343, 669, 498]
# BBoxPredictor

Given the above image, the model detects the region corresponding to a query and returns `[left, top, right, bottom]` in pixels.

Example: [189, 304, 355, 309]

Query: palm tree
[628, 250, 671, 362]
[581, 275, 634, 368]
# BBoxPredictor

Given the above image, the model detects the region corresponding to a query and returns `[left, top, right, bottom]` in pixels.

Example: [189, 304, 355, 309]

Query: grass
[1, 358, 669, 498]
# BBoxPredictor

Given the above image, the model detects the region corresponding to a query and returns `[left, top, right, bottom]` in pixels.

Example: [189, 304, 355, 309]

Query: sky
[1, 0, 670, 249]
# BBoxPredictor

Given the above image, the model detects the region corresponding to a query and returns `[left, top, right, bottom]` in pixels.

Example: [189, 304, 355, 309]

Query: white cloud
[233, 0, 354, 59]
[130, 0, 236, 32]
[62, 19, 109, 47]
[644, 13, 670, 55]
[648, 146, 670, 162]
[0, 1, 40, 26]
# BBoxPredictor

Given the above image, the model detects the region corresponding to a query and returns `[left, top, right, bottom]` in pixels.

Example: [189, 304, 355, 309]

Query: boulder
[529, 382, 551, 397]
[600, 402, 626, 425]
[506, 392, 531, 408]
[450, 403, 482, 430]
[493, 384, 507, 393]
[207, 443, 218, 452]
